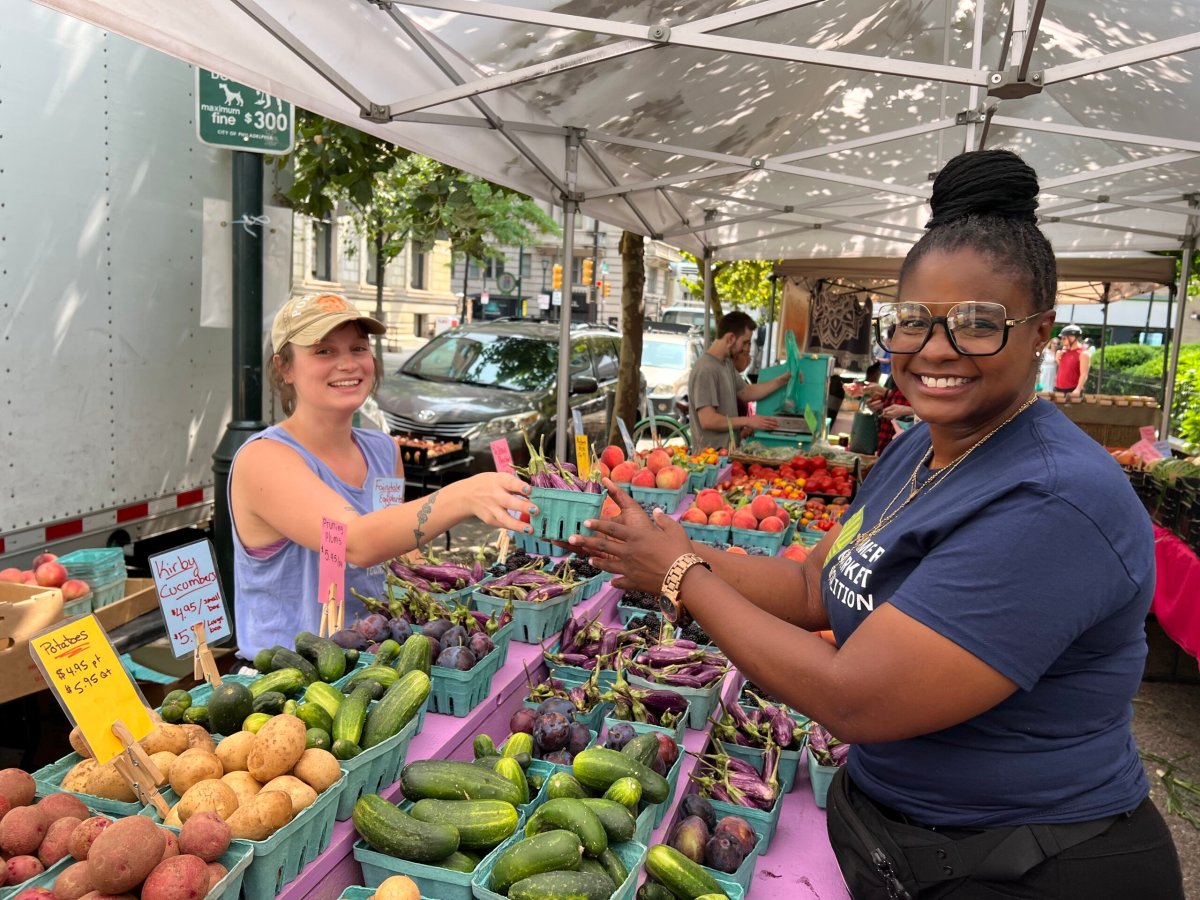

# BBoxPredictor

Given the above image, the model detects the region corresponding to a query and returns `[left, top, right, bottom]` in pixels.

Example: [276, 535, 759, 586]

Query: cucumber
[508, 871, 615, 900]
[181, 705, 208, 727]
[253, 646, 278, 673]
[208, 682, 255, 735]
[163, 689, 192, 708]
[271, 648, 320, 683]
[333, 683, 374, 747]
[473, 754, 532, 772]
[437, 851, 480, 873]
[503, 732, 534, 760]
[573, 747, 669, 805]
[252, 691, 287, 715]
[603, 776, 642, 812]
[576, 857, 612, 880]
[352, 793, 459, 863]
[576, 799, 636, 844]
[305, 728, 332, 751]
[283, 699, 299, 716]
[315, 641, 348, 682]
[361, 670, 430, 749]
[393, 634, 432, 677]
[372, 639, 402, 668]
[341, 665, 400, 694]
[409, 799, 519, 850]
[345, 648, 360, 667]
[636, 883, 678, 900]
[295, 702, 334, 735]
[490, 830, 584, 895]
[304, 681, 344, 720]
[242, 712, 272, 733]
[546, 772, 589, 801]
[494, 756, 530, 805]
[332, 738, 362, 760]
[400, 760, 525, 806]
[473, 734, 498, 759]
[621, 733, 661, 768]
[250, 667, 307, 699]
[597, 846, 629, 890]
[644, 844, 724, 900]
[525, 798, 608, 857]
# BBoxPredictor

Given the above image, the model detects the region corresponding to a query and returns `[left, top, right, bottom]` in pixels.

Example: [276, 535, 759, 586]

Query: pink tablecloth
[1152, 525, 1200, 659]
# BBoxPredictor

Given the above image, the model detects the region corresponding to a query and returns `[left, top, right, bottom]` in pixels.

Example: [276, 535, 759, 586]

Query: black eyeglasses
[874, 302, 1044, 357]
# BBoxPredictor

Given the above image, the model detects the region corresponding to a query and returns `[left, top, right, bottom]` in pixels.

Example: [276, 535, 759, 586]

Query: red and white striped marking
[0, 486, 212, 555]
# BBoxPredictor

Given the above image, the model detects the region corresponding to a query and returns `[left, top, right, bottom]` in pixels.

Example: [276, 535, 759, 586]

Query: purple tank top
[229, 425, 398, 658]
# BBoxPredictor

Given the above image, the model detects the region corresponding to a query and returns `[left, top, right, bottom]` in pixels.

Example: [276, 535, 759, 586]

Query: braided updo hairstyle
[899, 149, 1057, 312]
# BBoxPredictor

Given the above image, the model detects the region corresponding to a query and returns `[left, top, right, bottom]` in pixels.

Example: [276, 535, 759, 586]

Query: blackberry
[620, 589, 660, 611]
[680, 620, 711, 645]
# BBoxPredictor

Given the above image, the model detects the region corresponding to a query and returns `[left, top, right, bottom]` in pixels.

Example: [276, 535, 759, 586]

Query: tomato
[810, 457, 828, 470]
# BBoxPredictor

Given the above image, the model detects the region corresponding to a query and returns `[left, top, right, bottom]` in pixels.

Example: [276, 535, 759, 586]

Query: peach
[694, 489, 724, 517]
[601, 497, 620, 518]
[631, 468, 657, 488]
[597, 462, 610, 479]
[34, 562, 68, 589]
[61, 580, 91, 602]
[646, 449, 672, 474]
[726, 546, 748, 554]
[758, 516, 785, 532]
[731, 509, 759, 531]
[0, 568, 23, 583]
[655, 466, 687, 490]
[680, 508, 709, 525]
[782, 544, 809, 562]
[22, 572, 38, 584]
[31, 553, 58, 569]
[776, 508, 791, 527]
[749, 494, 779, 521]
[610, 461, 640, 484]
[599, 445, 626, 470]
[706, 509, 733, 526]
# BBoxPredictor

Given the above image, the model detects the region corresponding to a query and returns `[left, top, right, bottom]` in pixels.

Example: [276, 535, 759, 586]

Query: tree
[610, 230, 646, 446]
[679, 253, 781, 323]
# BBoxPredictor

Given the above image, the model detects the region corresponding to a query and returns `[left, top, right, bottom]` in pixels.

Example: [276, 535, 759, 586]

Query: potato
[246, 716, 305, 783]
[37, 816, 81, 867]
[139, 854, 209, 900]
[260, 775, 317, 814]
[68, 727, 93, 760]
[52, 859, 95, 900]
[12, 889, 55, 900]
[83, 764, 137, 804]
[291, 748, 340, 794]
[7, 855, 45, 884]
[374, 875, 422, 900]
[37, 794, 89, 824]
[68, 817, 112, 861]
[0, 794, 10, 821]
[59, 760, 96, 794]
[0, 769, 36, 808]
[140, 725, 189, 757]
[179, 726, 215, 755]
[163, 805, 182, 829]
[225, 790, 292, 841]
[220, 772, 261, 808]
[1, 807, 48, 855]
[177, 779, 238, 823]
[179, 812, 231, 863]
[205, 862, 228, 892]
[213, 732, 254, 774]
[76, 893, 137, 899]
[168, 750, 223, 797]
[147, 753, 176, 787]
[158, 829, 178, 862]
[86, 816, 165, 893]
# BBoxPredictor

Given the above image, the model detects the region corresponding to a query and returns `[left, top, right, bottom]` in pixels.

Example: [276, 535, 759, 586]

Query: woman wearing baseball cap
[228, 293, 534, 659]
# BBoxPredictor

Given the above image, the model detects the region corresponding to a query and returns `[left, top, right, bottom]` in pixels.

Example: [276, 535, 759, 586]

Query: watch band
[659, 552, 711, 623]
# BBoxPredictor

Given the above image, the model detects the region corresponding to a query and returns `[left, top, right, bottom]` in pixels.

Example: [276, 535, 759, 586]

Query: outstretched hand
[470, 472, 536, 534]
[569, 503, 692, 593]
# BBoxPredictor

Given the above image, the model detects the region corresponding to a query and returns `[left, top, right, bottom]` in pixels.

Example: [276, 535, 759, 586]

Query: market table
[275, 578, 851, 900]
[1151, 524, 1200, 661]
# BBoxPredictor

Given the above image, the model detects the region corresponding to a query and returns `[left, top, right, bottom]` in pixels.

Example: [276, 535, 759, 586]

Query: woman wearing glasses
[570, 149, 1181, 898]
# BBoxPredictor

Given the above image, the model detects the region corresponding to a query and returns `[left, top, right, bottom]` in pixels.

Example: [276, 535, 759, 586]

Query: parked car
[659, 305, 708, 329]
[376, 320, 644, 475]
[642, 324, 704, 418]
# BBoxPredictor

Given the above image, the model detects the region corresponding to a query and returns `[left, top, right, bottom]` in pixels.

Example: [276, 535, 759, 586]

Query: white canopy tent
[35, 0, 1200, 441]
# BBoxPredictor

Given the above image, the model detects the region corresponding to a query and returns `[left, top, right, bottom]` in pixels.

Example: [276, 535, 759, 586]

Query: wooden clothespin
[110, 721, 169, 817]
[319, 583, 337, 638]
[497, 529, 511, 565]
[190, 622, 222, 687]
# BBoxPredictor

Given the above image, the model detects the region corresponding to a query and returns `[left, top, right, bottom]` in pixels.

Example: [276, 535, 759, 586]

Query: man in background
[1055, 324, 1090, 395]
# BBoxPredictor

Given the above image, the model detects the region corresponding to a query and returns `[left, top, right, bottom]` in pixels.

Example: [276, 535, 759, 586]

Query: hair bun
[925, 149, 1040, 229]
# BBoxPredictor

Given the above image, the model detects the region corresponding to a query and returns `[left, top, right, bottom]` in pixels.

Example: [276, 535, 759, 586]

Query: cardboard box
[0, 582, 64, 704]
[94, 577, 160, 631]
[124, 639, 238, 706]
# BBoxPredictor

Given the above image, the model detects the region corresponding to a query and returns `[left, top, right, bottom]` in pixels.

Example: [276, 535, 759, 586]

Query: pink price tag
[1139, 425, 1158, 442]
[491, 439, 514, 474]
[318, 518, 348, 605]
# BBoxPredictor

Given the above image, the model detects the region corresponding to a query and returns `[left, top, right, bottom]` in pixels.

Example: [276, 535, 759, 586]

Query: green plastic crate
[473, 586, 577, 644]
[335, 700, 425, 819]
[603, 698, 689, 746]
[471, 837, 646, 900]
[58, 547, 126, 581]
[807, 748, 840, 809]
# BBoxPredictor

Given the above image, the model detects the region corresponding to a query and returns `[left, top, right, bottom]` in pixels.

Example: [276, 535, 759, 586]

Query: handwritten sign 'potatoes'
[149, 539, 231, 657]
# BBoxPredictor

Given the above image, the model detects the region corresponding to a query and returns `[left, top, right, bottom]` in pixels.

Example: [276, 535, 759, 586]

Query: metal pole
[702, 249, 714, 345]
[555, 131, 580, 459]
[212, 151, 268, 600]
[1162, 226, 1198, 439]
[767, 273, 779, 367]
[516, 243, 524, 317]
[1097, 282, 1110, 392]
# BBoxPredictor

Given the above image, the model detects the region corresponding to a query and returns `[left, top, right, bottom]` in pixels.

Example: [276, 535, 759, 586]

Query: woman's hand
[881, 404, 913, 420]
[569, 507, 692, 592]
[466, 472, 536, 534]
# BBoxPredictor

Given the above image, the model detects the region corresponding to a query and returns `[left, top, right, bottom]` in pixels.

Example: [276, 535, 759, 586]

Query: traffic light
[581, 258, 594, 285]
[603, 281, 611, 298]
[551, 263, 563, 290]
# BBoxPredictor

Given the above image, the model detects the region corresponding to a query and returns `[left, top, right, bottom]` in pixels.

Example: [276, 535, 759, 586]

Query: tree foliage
[678, 253, 781, 322]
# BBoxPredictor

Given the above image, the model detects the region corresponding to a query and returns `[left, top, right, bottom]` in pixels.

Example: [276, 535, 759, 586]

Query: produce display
[502, 697, 596, 766]
[668, 795, 760, 875]
[719, 455, 855, 499]
[0, 551, 91, 601]
[640, 842, 735, 899]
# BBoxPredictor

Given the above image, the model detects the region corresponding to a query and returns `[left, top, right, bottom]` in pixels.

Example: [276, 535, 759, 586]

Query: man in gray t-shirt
[687, 311, 792, 450]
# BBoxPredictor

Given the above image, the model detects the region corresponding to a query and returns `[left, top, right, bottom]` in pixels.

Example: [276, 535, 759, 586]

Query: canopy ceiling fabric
[35, 0, 1200, 263]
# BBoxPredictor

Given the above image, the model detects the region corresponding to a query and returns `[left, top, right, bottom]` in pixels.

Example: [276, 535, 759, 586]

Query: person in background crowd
[1039, 336, 1060, 391]
[687, 310, 790, 450]
[228, 293, 533, 659]
[1055, 324, 1090, 395]
[571, 149, 1182, 899]
[732, 343, 755, 440]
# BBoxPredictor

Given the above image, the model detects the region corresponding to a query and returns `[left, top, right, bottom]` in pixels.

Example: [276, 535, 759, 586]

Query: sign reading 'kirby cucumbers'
[149, 539, 231, 658]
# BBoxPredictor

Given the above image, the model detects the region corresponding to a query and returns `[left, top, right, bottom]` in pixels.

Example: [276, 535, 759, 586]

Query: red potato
[0, 796, 11, 822]
[38, 817, 82, 867]
[205, 862, 227, 892]
[76, 893, 137, 900]
[51, 860, 94, 900]
[139, 854, 209, 900]
[67, 817, 112, 862]
[178, 812, 230, 863]
[11, 889, 54, 899]
[0, 807, 48, 855]
[158, 830, 179, 862]
[7, 855, 45, 884]
[36, 795, 89, 824]
[86, 815, 165, 894]
[0, 770, 36, 808]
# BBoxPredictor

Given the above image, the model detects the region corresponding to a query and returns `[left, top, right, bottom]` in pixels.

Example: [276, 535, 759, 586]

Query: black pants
[916, 797, 1183, 900]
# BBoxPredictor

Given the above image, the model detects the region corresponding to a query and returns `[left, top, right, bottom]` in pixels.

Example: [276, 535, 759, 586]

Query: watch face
[658, 593, 679, 623]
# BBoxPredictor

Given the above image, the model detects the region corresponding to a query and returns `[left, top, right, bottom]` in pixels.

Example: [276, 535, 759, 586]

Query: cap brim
[277, 313, 386, 352]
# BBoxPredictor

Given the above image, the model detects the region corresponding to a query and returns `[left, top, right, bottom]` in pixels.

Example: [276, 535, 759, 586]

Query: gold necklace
[852, 395, 1038, 549]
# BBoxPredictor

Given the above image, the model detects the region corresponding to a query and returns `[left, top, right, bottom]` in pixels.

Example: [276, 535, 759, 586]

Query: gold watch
[658, 553, 711, 624]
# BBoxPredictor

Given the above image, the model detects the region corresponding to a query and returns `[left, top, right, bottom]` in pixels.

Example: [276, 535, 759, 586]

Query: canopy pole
[1161, 201, 1198, 439]
[1097, 282, 1110, 391]
[702, 249, 714, 345]
[555, 130, 581, 459]
[767, 273, 779, 367]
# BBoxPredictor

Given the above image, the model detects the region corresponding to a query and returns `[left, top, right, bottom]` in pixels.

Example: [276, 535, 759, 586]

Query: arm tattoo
[413, 492, 438, 546]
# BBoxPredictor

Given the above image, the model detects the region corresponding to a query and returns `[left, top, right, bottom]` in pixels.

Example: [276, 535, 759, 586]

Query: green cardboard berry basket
[603, 698, 689, 746]
[529, 485, 607, 543]
[615, 602, 659, 627]
[32, 752, 144, 817]
[628, 671, 727, 731]
[510, 528, 557, 557]
[807, 747, 840, 808]
[729, 525, 786, 554]
[662, 805, 762, 894]
[471, 836, 646, 900]
[473, 585, 578, 643]
[629, 483, 687, 514]
[430, 658, 499, 717]
[681, 521, 732, 545]
[335, 699, 425, 819]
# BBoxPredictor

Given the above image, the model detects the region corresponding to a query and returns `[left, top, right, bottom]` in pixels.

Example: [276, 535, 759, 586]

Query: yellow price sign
[30, 614, 154, 764]
[575, 434, 591, 481]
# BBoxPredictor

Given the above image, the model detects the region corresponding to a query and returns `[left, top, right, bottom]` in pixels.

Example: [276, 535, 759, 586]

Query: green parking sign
[196, 69, 294, 154]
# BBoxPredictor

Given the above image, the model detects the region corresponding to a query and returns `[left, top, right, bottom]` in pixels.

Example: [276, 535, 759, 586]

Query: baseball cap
[1060, 324, 1082, 336]
[271, 293, 386, 353]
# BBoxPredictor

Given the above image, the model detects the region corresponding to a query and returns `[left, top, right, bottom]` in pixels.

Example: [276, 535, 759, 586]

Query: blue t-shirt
[822, 399, 1151, 826]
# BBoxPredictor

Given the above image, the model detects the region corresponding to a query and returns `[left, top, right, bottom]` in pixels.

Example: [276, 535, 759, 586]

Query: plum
[436, 646, 476, 671]
[536, 698, 576, 720]
[388, 619, 413, 643]
[566, 722, 592, 756]
[509, 708, 537, 735]
[422, 618, 455, 640]
[654, 733, 680, 769]
[467, 632, 494, 660]
[649, 754, 667, 776]
[421, 634, 441, 659]
[542, 750, 573, 765]
[440, 625, 469, 648]
[330, 629, 369, 651]
[714, 815, 757, 858]
[679, 795, 716, 831]
[532, 712, 571, 753]
[704, 833, 746, 873]
[604, 723, 636, 751]
[357, 613, 391, 644]
[668, 816, 709, 865]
